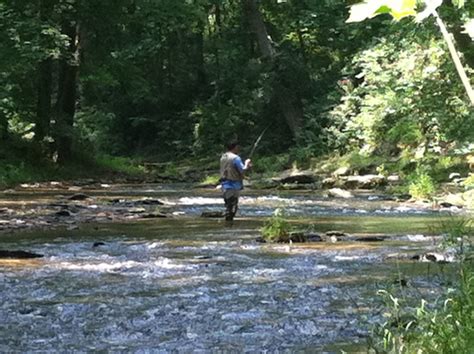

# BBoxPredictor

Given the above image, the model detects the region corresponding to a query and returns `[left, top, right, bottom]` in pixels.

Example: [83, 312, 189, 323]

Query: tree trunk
[35, 0, 55, 142]
[196, 24, 206, 88]
[36, 59, 53, 142]
[243, 0, 275, 59]
[56, 21, 80, 164]
[243, 0, 303, 138]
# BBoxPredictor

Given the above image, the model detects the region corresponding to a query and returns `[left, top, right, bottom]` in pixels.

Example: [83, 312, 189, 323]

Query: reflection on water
[0, 187, 455, 351]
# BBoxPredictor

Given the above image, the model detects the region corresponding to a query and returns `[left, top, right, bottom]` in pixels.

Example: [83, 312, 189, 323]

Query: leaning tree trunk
[56, 21, 80, 164]
[243, 0, 304, 138]
[35, 0, 55, 142]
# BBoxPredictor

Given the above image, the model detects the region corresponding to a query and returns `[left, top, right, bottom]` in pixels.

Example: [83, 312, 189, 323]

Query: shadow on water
[0, 187, 463, 351]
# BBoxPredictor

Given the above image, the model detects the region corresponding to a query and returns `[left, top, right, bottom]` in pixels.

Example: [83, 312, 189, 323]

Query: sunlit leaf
[346, 1, 384, 23]
[347, 0, 418, 23]
[462, 18, 474, 40]
[389, 0, 417, 20]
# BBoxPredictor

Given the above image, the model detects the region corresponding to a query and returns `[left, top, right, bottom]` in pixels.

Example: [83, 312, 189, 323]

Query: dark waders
[223, 189, 240, 221]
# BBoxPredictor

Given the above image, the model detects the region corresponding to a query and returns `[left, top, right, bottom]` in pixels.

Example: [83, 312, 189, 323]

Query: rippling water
[0, 187, 456, 351]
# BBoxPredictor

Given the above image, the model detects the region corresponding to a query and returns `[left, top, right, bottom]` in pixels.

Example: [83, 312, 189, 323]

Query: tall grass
[370, 217, 474, 353]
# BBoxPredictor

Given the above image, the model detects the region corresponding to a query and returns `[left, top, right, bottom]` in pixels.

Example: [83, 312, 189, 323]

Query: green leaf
[347, 0, 417, 23]
[388, 0, 417, 21]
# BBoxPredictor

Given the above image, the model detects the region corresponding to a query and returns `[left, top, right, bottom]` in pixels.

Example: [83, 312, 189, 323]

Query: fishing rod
[247, 124, 271, 160]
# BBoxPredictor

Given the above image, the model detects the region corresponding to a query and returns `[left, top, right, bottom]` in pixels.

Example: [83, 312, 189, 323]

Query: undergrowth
[369, 216, 474, 353]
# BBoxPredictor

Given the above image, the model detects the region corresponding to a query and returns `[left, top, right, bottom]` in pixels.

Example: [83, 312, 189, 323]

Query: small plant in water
[435, 215, 472, 257]
[261, 208, 292, 242]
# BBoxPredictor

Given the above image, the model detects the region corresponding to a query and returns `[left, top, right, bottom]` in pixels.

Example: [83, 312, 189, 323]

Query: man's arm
[234, 156, 252, 174]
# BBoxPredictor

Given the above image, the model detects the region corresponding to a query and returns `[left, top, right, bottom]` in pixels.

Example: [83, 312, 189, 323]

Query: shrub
[261, 208, 292, 242]
[408, 170, 436, 199]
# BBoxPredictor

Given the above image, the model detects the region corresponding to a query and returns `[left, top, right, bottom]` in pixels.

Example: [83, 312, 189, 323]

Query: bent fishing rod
[247, 124, 271, 160]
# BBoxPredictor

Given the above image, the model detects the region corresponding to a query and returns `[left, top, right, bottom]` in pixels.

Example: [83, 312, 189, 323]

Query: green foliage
[261, 208, 292, 242]
[347, 0, 417, 23]
[200, 175, 220, 185]
[329, 23, 473, 163]
[463, 174, 474, 189]
[373, 271, 474, 353]
[94, 155, 144, 176]
[253, 154, 290, 174]
[408, 169, 436, 199]
[347, 0, 465, 23]
[1, 0, 472, 179]
[370, 216, 474, 353]
[435, 216, 472, 252]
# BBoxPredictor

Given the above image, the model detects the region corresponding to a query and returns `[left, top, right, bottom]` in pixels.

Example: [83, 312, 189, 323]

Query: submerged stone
[0, 250, 43, 259]
[201, 211, 224, 218]
[355, 236, 384, 242]
[68, 193, 90, 201]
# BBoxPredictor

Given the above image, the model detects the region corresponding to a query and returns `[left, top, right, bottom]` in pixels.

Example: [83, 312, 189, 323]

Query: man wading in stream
[220, 141, 252, 222]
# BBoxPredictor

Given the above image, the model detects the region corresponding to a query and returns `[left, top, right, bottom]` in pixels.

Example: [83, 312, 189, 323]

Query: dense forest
[1, 0, 473, 188]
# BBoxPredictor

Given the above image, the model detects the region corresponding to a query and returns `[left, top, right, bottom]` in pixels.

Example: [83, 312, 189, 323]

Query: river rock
[306, 233, 323, 242]
[201, 211, 224, 218]
[411, 252, 455, 263]
[440, 193, 465, 208]
[68, 193, 90, 201]
[142, 212, 168, 218]
[449, 172, 461, 180]
[111, 198, 163, 206]
[322, 177, 337, 188]
[55, 210, 72, 217]
[387, 175, 401, 183]
[0, 250, 44, 259]
[289, 232, 307, 243]
[273, 169, 316, 184]
[128, 207, 146, 214]
[252, 178, 280, 189]
[327, 188, 353, 199]
[355, 236, 385, 242]
[325, 231, 348, 237]
[392, 278, 408, 287]
[333, 166, 351, 177]
[342, 174, 386, 189]
[279, 183, 315, 190]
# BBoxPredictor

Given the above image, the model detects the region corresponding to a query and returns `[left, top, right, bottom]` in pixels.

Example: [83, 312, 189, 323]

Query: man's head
[226, 140, 240, 153]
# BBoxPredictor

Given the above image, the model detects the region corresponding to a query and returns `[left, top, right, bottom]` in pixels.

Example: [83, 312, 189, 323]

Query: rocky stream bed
[0, 181, 471, 351]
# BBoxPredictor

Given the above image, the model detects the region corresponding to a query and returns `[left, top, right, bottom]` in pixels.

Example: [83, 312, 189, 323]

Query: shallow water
[0, 186, 462, 351]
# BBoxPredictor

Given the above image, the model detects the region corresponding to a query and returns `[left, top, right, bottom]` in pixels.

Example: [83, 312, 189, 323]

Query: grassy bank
[369, 217, 474, 353]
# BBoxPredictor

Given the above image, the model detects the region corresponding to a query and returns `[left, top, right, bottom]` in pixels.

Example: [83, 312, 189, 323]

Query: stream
[0, 184, 463, 351]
